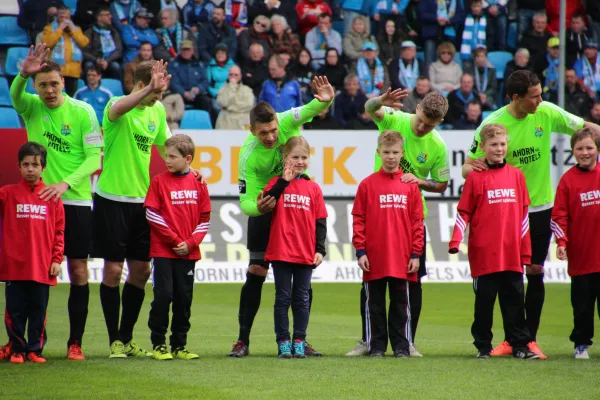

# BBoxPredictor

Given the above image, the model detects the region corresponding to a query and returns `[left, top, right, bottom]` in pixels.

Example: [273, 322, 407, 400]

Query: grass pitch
[0, 283, 598, 400]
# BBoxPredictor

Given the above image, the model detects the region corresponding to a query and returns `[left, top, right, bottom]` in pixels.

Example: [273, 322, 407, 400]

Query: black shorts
[64, 204, 93, 259]
[529, 207, 552, 267]
[246, 213, 272, 268]
[91, 194, 150, 262]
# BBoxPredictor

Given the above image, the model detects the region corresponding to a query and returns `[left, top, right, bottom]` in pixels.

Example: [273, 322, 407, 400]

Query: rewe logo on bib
[171, 190, 198, 205]
[16, 203, 47, 220]
[284, 193, 311, 211]
[580, 190, 600, 207]
[487, 188, 516, 204]
[379, 194, 407, 209]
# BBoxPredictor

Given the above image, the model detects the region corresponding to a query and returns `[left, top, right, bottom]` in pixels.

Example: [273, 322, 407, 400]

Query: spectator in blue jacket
[371, 0, 410, 34]
[198, 7, 238, 63]
[258, 54, 302, 112]
[110, 0, 140, 33]
[122, 8, 159, 64]
[74, 66, 114, 126]
[305, 13, 342, 69]
[182, 0, 215, 33]
[167, 39, 213, 113]
[418, 0, 465, 70]
[207, 43, 237, 98]
[334, 73, 375, 129]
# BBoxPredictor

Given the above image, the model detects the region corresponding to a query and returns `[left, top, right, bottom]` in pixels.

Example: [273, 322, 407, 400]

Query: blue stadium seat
[5, 47, 30, 76]
[416, 51, 424, 62]
[488, 51, 513, 80]
[78, 79, 85, 89]
[25, 78, 36, 94]
[100, 78, 124, 96]
[507, 22, 518, 51]
[0, 17, 30, 46]
[180, 110, 212, 129]
[333, 20, 344, 36]
[0, 78, 11, 107]
[63, 0, 78, 14]
[482, 110, 493, 120]
[0, 107, 21, 128]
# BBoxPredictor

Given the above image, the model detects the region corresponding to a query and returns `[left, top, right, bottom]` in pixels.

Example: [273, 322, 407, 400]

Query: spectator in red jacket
[449, 124, 538, 360]
[296, 0, 332, 36]
[552, 127, 600, 360]
[352, 130, 424, 358]
[0, 142, 65, 365]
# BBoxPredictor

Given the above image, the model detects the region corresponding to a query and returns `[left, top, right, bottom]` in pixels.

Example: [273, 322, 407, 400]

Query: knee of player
[102, 261, 124, 284]
[248, 264, 268, 277]
[68, 260, 89, 284]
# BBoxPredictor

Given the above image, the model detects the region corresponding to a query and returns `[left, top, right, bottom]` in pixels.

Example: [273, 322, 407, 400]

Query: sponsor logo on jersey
[469, 138, 478, 154]
[534, 126, 544, 137]
[284, 193, 311, 210]
[580, 190, 600, 207]
[379, 193, 407, 209]
[512, 146, 541, 165]
[133, 133, 151, 152]
[399, 157, 416, 175]
[148, 120, 156, 132]
[238, 179, 246, 194]
[417, 152, 428, 163]
[43, 131, 71, 153]
[487, 188, 517, 204]
[171, 190, 198, 205]
[60, 124, 71, 136]
[16, 203, 47, 220]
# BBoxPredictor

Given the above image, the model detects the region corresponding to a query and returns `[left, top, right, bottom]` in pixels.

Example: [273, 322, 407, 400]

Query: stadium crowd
[9, 0, 600, 130]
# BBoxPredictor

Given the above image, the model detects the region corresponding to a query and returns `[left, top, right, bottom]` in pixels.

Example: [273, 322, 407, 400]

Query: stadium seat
[0, 78, 11, 106]
[416, 51, 424, 62]
[488, 51, 513, 80]
[63, 0, 78, 14]
[25, 78, 36, 94]
[0, 107, 21, 128]
[100, 78, 124, 96]
[180, 110, 212, 129]
[333, 20, 344, 36]
[78, 79, 85, 89]
[482, 111, 492, 120]
[0, 17, 30, 46]
[507, 22, 518, 51]
[5, 47, 30, 76]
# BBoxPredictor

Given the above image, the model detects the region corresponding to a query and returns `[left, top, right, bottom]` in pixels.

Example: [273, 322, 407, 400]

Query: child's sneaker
[527, 342, 547, 360]
[345, 340, 368, 356]
[305, 342, 322, 357]
[490, 340, 512, 356]
[125, 340, 152, 357]
[394, 349, 410, 358]
[293, 339, 306, 358]
[67, 343, 86, 360]
[152, 345, 173, 361]
[369, 350, 384, 357]
[109, 340, 127, 359]
[0, 342, 12, 360]
[513, 347, 540, 360]
[409, 343, 423, 357]
[172, 347, 199, 360]
[9, 352, 24, 364]
[27, 352, 47, 363]
[278, 340, 292, 359]
[574, 345, 590, 359]
[477, 349, 491, 359]
[227, 341, 249, 358]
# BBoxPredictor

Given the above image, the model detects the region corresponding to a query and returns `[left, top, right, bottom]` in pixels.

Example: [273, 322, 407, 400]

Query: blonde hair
[479, 123, 508, 144]
[437, 42, 456, 59]
[283, 136, 311, 159]
[377, 130, 404, 148]
[165, 134, 196, 158]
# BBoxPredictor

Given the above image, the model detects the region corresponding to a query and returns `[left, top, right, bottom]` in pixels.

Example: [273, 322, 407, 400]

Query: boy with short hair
[352, 130, 424, 358]
[144, 134, 211, 361]
[0, 142, 65, 364]
[449, 124, 538, 360]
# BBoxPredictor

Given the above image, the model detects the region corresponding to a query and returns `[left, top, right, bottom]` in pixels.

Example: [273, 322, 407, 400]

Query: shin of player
[145, 135, 211, 361]
[0, 143, 64, 364]
[262, 137, 328, 358]
[92, 60, 172, 358]
[551, 128, 600, 360]
[352, 131, 424, 358]
[449, 124, 539, 360]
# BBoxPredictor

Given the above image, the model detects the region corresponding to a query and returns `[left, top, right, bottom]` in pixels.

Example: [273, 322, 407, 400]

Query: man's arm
[108, 59, 171, 122]
[10, 44, 51, 114]
[279, 76, 334, 131]
[365, 88, 407, 123]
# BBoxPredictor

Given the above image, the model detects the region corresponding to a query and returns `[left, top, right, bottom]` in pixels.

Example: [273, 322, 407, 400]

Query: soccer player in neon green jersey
[344, 90, 450, 358]
[8, 43, 103, 361]
[92, 60, 173, 359]
[463, 70, 600, 359]
[228, 76, 335, 358]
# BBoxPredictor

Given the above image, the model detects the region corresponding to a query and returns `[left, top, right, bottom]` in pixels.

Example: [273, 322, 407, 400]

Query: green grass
[0, 283, 598, 400]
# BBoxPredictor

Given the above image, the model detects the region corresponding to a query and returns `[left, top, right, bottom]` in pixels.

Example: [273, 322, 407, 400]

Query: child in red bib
[264, 136, 327, 358]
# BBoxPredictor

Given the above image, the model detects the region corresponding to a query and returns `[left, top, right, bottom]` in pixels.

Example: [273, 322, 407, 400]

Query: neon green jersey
[374, 108, 449, 218]
[10, 74, 103, 204]
[238, 99, 332, 216]
[97, 96, 172, 200]
[468, 102, 584, 207]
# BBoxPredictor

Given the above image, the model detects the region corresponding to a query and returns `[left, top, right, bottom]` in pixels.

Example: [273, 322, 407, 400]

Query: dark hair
[472, 47, 487, 58]
[298, 47, 312, 65]
[86, 65, 101, 75]
[467, 100, 482, 109]
[571, 127, 600, 150]
[417, 76, 429, 81]
[318, 13, 331, 21]
[571, 12, 585, 21]
[96, 5, 110, 16]
[471, 0, 483, 4]
[506, 70, 540, 99]
[134, 60, 158, 86]
[325, 48, 340, 65]
[57, 4, 70, 12]
[140, 41, 153, 48]
[18, 142, 47, 168]
[32, 60, 63, 82]
[250, 101, 276, 129]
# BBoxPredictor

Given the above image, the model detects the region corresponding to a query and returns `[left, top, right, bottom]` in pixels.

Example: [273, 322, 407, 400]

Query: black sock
[409, 281, 422, 343]
[237, 272, 265, 346]
[119, 282, 146, 345]
[525, 274, 545, 342]
[100, 283, 121, 344]
[68, 283, 89, 346]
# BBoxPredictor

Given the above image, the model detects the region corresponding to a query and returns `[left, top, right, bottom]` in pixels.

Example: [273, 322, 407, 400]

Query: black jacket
[334, 90, 369, 129]
[446, 89, 480, 124]
[242, 59, 269, 98]
[549, 84, 594, 117]
[518, 30, 551, 71]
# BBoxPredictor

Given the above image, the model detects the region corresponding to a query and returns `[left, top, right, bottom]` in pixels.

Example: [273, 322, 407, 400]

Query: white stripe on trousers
[364, 282, 372, 352]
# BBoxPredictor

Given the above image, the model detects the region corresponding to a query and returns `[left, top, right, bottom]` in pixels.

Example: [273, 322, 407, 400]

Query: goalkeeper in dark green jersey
[228, 76, 334, 358]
